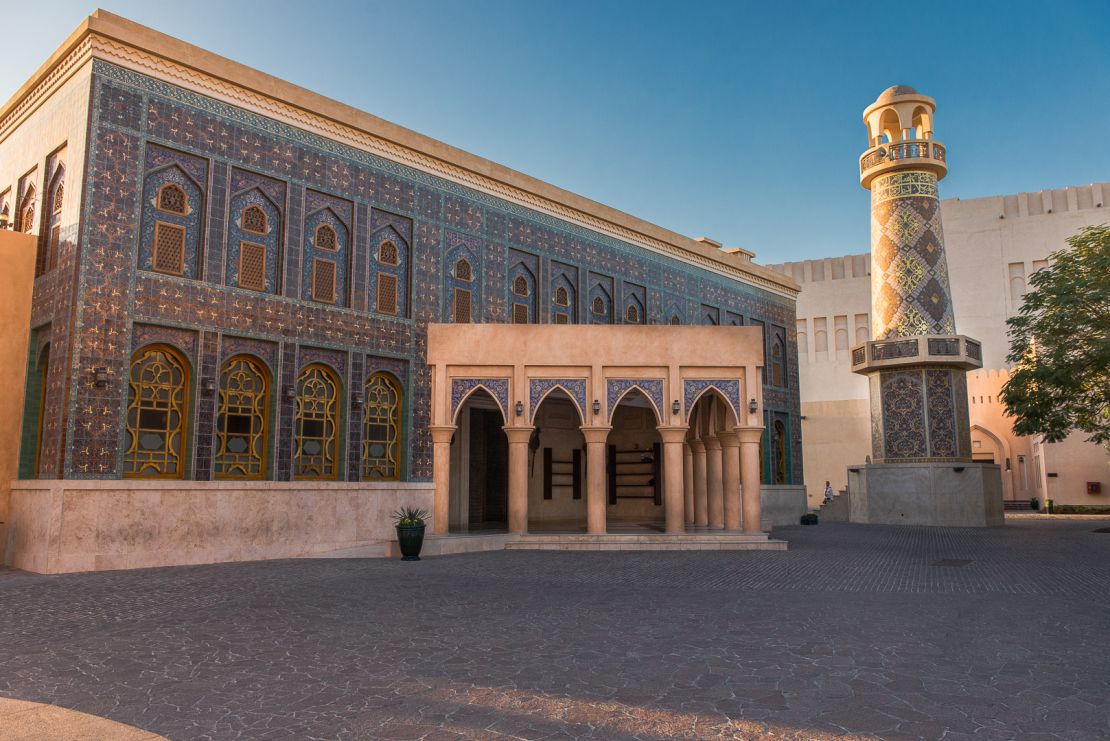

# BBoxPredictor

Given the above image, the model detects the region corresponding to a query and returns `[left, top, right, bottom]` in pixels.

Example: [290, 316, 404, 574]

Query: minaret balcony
[860, 139, 947, 188]
[850, 334, 982, 375]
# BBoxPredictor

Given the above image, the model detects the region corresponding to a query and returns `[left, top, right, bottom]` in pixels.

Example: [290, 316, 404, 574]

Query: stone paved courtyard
[1, 518, 1108, 740]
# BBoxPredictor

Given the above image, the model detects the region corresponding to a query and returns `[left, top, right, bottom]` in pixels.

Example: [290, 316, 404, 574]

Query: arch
[293, 363, 342, 480]
[684, 385, 739, 428]
[454, 257, 473, 282]
[124, 343, 191, 479]
[512, 274, 530, 297]
[18, 184, 36, 234]
[669, 315, 681, 325]
[449, 386, 508, 532]
[32, 343, 51, 476]
[530, 384, 585, 425]
[314, 222, 338, 251]
[879, 108, 902, 143]
[215, 354, 271, 480]
[378, 240, 400, 265]
[625, 294, 644, 325]
[770, 334, 786, 387]
[363, 371, 403, 480]
[608, 386, 661, 426]
[589, 284, 612, 323]
[773, 419, 787, 484]
[241, 204, 268, 235]
[452, 383, 508, 425]
[156, 182, 188, 215]
[554, 284, 570, 306]
[910, 106, 932, 139]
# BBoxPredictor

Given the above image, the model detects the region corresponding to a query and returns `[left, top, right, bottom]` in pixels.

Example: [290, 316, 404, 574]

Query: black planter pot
[396, 524, 426, 561]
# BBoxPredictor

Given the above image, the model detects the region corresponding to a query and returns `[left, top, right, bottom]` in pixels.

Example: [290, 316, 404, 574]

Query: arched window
[52, 183, 64, 214]
[591, 296, 605, 315]
[0, 205, 9, 228]
[378, 240, 399, 265]
[242, 205, 268, 235]
[19, 186, 35, 234]
[454, 258, 473, 282]
[363, 372, 402, 480]
[512, 275, 529, 297]
[773, 419, 787, 484]
[157, 183, 187, 215]
[294, 364, 340, 480]
[771, 337, 785, 387]
[41, 167, 65, 274]
[215, 355, 270, 479]
[669, 315, 680, 325]
[314, 223, 337, 251]
[625, 303, 639, 324]
[124, 345, 189, 478]
[554, 285, 569, 307]
[33, 344, 50, 476]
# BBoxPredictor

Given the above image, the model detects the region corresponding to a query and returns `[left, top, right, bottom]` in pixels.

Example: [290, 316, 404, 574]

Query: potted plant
[1030, 497, 1039, 511]
[393, 506, 429, 561]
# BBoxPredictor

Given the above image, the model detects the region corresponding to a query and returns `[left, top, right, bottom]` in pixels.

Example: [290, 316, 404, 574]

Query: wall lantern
[515, 400, 524, 417]
[592, 399, 601, 416]
[671, 399, 680, 415]
[351, 391, 364, 409]
[285, 386, 297, 401]
[748, 397, 758, 415]
[201, 377, 216, 395]
[92, 367, 109, 388]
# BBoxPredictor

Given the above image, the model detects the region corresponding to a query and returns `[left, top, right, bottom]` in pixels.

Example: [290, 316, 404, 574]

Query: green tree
[1000, 225, 1110, 452]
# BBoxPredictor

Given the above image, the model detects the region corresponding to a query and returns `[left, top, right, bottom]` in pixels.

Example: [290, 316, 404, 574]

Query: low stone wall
[760, 485, 808, 526]
[6, 480, 433, 574]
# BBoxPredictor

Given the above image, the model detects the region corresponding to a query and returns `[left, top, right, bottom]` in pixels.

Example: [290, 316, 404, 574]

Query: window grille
[512, 275, 529, 296]
[215, 355, 269, 479]
[591, 295, 606, 315]
[625, 304, 639, 324]
[294, 364, 339, 480]
[453, 287, 472, 323]
[52, 183, 64, 213]
[554, 312, 569, 324]
[312, 258, 337, 303]
[315, 224, 337, 251]
[124, 345, 189, 478]
[242, 205, 267, 234]
[157, 184, 187, 215]
[554, 285, 569, 306]
[669, 315, 680, 325]
[454, 258, 473, 282]
[377, 272, 398, 315]
[378, 241, 399, 265]
[363, 372, 401, 480]
[152, 222, 186, 275]
[238, 242, 267, 291]
[512, 303, 529, 324]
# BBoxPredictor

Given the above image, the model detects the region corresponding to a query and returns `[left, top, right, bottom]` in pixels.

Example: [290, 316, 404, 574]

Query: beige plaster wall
[0, 232, 36, 556]
[799, 399, 870, 506]
[7, 480, 432, 574]
[1039, 435, 1109, 509]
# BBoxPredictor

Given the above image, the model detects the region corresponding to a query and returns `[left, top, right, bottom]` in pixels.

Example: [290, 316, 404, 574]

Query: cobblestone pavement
[1, 519, 1107, 740]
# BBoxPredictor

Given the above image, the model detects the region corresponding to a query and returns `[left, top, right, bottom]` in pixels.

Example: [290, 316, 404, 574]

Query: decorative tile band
[451, 378, 510, 422]
[529, 379, 587, 423]
[683, 379, 741, 424]
[606, 379, 664, 424]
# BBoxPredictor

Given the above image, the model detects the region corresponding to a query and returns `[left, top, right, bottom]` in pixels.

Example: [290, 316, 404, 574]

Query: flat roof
[0, 10, 798, 298]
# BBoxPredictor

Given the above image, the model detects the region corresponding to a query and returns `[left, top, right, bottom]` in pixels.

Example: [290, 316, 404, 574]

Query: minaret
[848, 86, 1001, 526]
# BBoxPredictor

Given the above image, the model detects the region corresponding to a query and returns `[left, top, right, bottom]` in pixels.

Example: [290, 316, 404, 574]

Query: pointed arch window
[591, 296, 605, 315]
[242, 205, 268, 235]
[773, 419, 787, 484]
[771, 336, 786, 387]
[669, 315, 680, 326]
[215, 355, 270, 479]
[625, 303, 640, 324]
[378, 240, 399, 265]
[554, 285, 569, 306]
[314, 223, 337, 251]
[42, 167, 65, 274]
[33, 344, 50, 476]
[124, 345, 190, 478]
[18, 186, 35, 234]
[454, 258, 473, 282]
[512, 275, 529, 297]
[363, 372, 402, 480]
[294, 364, 340, 480]
[157, 183, 188, 215]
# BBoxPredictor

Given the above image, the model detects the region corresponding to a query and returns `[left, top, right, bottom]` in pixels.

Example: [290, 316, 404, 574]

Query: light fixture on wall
[92, 367, 109, 388]
[515, 400, 524, 417]
[592, 399, 601, 416]
[201, 377, 216, 395]
[671, 399, 680, 415]
[351, 391, 364, 409]
[748, 397, 758, 415]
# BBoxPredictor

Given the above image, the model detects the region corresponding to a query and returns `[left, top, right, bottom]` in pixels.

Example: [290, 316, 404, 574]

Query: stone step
[506, 533, 786, 551]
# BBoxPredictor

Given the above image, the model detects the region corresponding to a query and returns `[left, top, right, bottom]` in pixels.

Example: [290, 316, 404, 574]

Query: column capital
[579, 425, 612, 445]
[717, 430, 739, 448]
[735, 425, 764, 445]
[703, 436, 722, 451]
[656, 425, 690, 444]
[428, 425, 457, 444]
[502, 426, 535, 444]
[689, 438, 706, 453]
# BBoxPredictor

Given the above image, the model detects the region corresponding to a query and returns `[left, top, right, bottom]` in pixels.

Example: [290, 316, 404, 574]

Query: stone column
[503, 427, 534, 534]
[428, 425, 457, 535]
[704, 436, 725, 529]
[718, 430, 741, 530]
[657, 425, 690, 534]
[682, 442, 694, 524]
[690, 439, 707, 527]
[738, 426, 764, 533]
[580, 426, 612, 534]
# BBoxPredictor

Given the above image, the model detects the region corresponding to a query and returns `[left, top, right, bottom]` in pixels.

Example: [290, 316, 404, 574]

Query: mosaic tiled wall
[869, 171, 957, 338]
[31, 60, 802, 485]
[869, 367, 972, 463]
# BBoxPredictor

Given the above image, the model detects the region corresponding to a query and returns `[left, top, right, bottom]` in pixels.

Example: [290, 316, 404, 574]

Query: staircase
[814, 489, 850, 521]
[1003, 500, 1034, 511]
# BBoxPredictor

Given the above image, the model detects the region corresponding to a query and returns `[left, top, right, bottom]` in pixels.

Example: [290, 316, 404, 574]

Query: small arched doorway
[528, 389, 586, 532]
[971, 424, 1013, 501]
[606, 388, 663, 530]
[449, 388, 508, 532]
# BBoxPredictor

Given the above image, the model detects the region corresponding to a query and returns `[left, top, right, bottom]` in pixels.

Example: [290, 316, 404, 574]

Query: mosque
[0, 11, 806, 572]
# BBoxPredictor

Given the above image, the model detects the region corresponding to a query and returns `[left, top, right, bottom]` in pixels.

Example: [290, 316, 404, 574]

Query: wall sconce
[671, 399, 680, 415]
[284, 386, 297, 401]
[515, 400, 524, 417]
[93, 367, 109, 388]
[201, 377, 216, 395]
[351, 391, 364, 409]
[748, 397, 758, 415]
[592, 399, 601, 416]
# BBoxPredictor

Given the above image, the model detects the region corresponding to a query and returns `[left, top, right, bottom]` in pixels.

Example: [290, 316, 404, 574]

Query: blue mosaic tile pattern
[606, 379, 665, 424]
[302, 206, 350, 306]
[451, 378, 509, 422]
[227, 173, 283, 294]
[683, 379, 742, 424]
[529, 379, 588, 423]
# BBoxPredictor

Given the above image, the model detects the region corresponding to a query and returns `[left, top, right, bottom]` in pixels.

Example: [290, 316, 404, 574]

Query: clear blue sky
[5, 1, 1109, 262]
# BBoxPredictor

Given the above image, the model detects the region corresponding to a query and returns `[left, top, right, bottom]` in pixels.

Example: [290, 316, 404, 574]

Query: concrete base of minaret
[830, 462, 1004, 527]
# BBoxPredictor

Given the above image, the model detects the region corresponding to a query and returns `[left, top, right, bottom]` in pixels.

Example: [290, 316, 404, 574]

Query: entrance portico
[427, 324, 782, 548]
